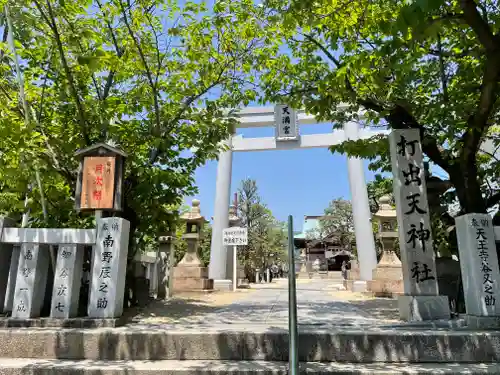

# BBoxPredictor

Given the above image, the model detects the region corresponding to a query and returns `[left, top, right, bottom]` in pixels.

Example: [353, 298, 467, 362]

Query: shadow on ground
[345, 298, 399, 322]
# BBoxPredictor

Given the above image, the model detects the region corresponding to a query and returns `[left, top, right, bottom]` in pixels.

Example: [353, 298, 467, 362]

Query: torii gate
[208, 105, 389, 290]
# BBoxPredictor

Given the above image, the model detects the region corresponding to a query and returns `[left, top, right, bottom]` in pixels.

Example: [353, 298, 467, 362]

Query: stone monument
[157, 232, 175, 299]
[367, 195, 403, 297]
[88, 217, 130, 318]
[455, 213, 500, 328]
[172, 200, 213, 292]
[389, 129, 450, 321]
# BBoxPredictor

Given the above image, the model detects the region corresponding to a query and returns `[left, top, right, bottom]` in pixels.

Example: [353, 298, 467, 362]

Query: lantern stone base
[398, 295, 450, 321]
[367, 280, 404, 297]
[172, 266, 213, 292]
[367, 251, 404, 297]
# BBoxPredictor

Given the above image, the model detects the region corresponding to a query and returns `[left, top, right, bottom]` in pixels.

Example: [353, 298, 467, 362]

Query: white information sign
[223, 227, 248, 246]
[274, 104, 299, 141]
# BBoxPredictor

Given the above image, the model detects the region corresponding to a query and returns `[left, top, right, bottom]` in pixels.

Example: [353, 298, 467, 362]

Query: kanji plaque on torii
[274, 104, 299, 141]
[74, 143, 127, 211]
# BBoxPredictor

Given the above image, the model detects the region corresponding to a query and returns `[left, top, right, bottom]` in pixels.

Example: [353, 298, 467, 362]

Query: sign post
[74, 143, 127, 213]
[222, 227, 248, 291]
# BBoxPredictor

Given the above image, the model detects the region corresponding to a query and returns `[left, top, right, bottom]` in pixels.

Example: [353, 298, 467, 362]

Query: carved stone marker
[88, 217, 130, 318]
[456, 213, 500, 328]
[389, 129, 449, 321]
[12, 244, 50, 318]
[50, 245, 84, 318]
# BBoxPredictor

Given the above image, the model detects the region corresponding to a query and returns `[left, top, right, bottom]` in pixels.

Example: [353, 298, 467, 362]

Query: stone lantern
[172, 200, 213, 292]
[178, 199, 205, 265]
[367, 195, 404, 297]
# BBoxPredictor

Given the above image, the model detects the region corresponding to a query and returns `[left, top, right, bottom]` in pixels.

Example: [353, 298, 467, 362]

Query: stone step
[1, 327, 500, 363]
[1, 358, 500, 374]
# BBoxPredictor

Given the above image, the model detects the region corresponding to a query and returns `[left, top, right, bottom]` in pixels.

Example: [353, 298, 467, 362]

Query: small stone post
[12, 244, 50, 318]
[88, 217, 130, 318]
[50, 245, 84, 318]
[455, 214, 500, 328]
[389, 129, 450, 321]
[157, 233, 175, 299]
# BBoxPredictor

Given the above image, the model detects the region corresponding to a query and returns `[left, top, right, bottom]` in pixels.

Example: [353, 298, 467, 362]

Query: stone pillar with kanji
[389, 129, 450, 321]
[88, 217, 130, 318]
[455, 214, 500, 328]
[173, 200, 213, 292]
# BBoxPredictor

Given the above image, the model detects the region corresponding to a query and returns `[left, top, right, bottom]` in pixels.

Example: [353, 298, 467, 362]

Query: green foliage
[318, 198, 355, 253]
[236, 178, 287, 271]
[235, 0, 500, 214]
[0, 1, 262, 254]
[367, 174, 394, 213]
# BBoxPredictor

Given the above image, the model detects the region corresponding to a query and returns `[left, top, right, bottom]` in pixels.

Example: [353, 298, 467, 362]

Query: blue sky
[184, 121, 383, 232]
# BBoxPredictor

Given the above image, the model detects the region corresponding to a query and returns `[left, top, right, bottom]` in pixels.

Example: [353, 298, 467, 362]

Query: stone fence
[0, 217, 130, 320]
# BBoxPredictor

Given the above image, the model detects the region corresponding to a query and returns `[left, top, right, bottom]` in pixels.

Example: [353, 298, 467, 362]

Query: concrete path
[127, 277, 404, 329]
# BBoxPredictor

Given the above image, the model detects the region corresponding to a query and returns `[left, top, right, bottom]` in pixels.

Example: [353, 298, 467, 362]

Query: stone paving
[126, 277, 405, 329]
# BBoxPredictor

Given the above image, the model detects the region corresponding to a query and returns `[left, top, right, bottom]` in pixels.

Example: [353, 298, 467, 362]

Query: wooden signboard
[80, 156, 116, 210]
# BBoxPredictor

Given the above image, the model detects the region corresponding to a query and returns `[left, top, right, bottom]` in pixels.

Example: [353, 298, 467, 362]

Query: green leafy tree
[0, 0, 261, 257]
[239, 0, 500, 216]
[314, 198, 356, 256]
[236, 178, 287, 276]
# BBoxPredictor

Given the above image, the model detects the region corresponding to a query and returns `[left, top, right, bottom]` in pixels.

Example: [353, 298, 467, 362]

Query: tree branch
[304, 31, 452, 173]
[148, 68, 228, 165]
[96, 0, 123, 101]
[460, 0, 498, 52]
[119, 0, 161, 132]
[461, 52, 500, 164]
[302, 33, 342, 67]
[34, 0, 90, 145]
[436, 34, 449, 103]
[486, 191, 500, 208]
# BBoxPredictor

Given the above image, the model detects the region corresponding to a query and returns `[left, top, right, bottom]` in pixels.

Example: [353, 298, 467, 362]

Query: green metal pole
[287, 215, 299, 375]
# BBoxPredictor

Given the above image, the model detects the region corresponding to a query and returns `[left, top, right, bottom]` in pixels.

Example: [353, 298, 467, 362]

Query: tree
[236, 178, 287, 276]
[238, 0, 500, 216]
[317, 198, 355, 253]
[367, 175, 394, 214]
[0, 0, 261, 257]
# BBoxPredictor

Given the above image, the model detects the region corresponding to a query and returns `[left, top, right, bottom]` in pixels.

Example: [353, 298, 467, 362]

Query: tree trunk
[449, 161, 487, 214]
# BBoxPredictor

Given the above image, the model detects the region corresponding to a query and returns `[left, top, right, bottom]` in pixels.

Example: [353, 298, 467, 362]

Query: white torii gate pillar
[208, 137, 233, 289]
[344, 121, 378, 285]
